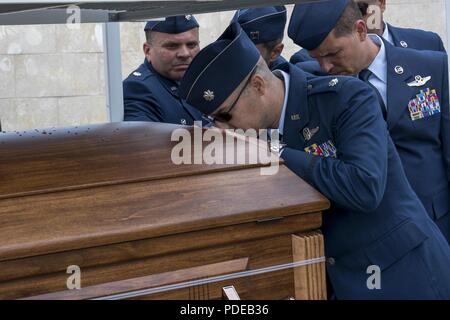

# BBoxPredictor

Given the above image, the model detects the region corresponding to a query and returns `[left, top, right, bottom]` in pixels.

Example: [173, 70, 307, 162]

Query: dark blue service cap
[232, 6, 287, 44]
[179, 22, 260, 115]
[288, 0, 350, 50]
[144, 15, 199, 33]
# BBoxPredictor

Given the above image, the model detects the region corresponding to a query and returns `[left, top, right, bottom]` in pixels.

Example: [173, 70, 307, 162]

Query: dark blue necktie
[359, 69, 387, 120]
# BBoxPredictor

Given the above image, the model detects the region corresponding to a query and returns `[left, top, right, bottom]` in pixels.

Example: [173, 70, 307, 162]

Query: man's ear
[143, 42, 152, 61]
[379, 0, 386, 13]
[269, 43, 284, 65]
[355, 20, 368, 41]
[250, 73, 266, 96]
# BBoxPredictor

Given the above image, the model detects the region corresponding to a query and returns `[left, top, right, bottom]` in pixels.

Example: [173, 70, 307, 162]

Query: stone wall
[0, 0, 447, 131]
[0, 24, 107, 131]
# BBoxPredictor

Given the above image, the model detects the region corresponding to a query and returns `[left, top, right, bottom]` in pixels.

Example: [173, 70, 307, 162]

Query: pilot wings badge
[303, 126, 320, 141]
[407, 75, 431, 87]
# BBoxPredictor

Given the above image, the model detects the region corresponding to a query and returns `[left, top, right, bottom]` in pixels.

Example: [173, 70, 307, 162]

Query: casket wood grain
[0, 122, 329, 300]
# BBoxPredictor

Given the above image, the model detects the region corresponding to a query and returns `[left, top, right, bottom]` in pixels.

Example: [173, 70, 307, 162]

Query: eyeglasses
[208, 67, 257, 124]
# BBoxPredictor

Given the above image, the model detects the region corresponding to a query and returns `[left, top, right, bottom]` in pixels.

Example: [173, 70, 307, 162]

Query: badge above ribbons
[408, 88, 441, 121]
[304, 140, 337, 158]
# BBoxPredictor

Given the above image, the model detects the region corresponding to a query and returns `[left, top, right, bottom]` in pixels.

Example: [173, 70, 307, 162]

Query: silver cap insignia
[203, 90, 215, 102]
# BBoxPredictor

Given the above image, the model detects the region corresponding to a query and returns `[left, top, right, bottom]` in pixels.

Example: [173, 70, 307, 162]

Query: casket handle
[222, 285, 241, 300]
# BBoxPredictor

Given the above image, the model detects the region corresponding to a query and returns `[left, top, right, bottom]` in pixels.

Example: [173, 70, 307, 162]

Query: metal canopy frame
[0, 1, 313, 25]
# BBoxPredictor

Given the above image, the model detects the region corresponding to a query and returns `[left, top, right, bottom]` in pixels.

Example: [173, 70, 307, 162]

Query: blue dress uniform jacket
[270, 55, 288, 70]
[388, 24, 446, 52]
[278, 63, 450, 299]
[123, 59, 205, 125]
[290, 48, 314, 64]
[382, 41, 450, 241]
[294, 42, 450, 242]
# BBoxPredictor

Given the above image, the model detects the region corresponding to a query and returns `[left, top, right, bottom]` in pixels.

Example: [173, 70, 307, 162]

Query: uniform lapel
[282, 64, 310, 150]
[387, 23, 403, 48]
[385, 42, 416, 129]
[145, 60, 180, 98]
[181, 101, 203, 123]
[145, 59, 201, 122]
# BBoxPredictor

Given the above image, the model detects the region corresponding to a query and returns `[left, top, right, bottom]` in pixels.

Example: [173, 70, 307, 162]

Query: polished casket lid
[0, 122, 329, 261]
[0, 122, 265, 199]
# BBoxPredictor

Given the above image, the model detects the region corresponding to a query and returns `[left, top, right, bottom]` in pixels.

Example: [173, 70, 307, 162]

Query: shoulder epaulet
[127, 63, 153, 81]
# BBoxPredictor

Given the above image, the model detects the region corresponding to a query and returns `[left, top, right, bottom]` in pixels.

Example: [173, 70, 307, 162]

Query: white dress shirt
[382, 22, 394, 45]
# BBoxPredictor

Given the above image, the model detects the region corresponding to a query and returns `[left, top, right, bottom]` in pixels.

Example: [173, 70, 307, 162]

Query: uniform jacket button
[327, 257, 336, 266]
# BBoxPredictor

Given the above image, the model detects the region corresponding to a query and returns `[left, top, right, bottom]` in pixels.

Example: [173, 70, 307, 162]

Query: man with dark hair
[123, 15, 205, 125]
[289, 0, 450, 243]
[290, 0, 446, 64]
[232, 6, 288, 70]
[179, 21, 450, 299]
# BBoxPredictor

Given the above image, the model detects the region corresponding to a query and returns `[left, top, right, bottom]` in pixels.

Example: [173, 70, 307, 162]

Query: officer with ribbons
[288, 0, 450, 243]
[232, 6, 288, 70]
[123, 15, 206, 125]
[178, 22, 450, 299]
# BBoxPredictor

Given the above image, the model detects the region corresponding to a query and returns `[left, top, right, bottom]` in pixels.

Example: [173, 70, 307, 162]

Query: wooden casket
[0, 122, 329, 300]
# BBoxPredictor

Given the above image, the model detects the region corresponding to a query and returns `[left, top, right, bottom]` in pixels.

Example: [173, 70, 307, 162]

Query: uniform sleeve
[123, 79, 163, 122]
[281, 82, 388, 212]
[270, 56, 288, 71]
[440, 54, 450, 183]
[289, 49, 314, 64]
[295, 61, 327, 76]
[289, 51, 302, 65]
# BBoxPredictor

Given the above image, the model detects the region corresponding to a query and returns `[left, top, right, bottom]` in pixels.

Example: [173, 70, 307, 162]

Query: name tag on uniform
[408, 88, 441, 121]
[304, 140, 337, 158]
